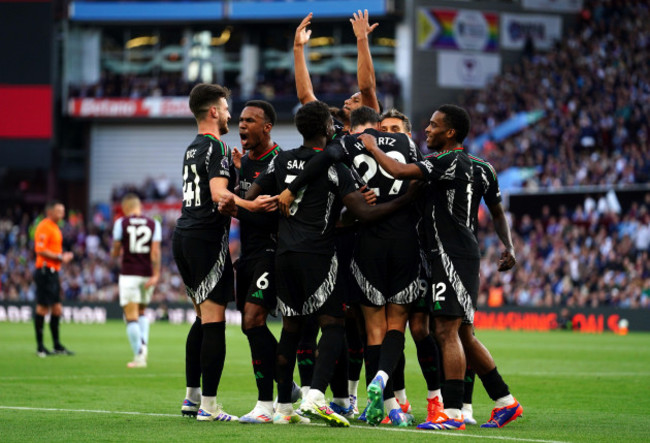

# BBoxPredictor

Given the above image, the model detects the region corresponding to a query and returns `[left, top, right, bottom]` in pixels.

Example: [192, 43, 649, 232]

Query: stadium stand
[2, 0, 649, 309]
[453, 0, 650, 189]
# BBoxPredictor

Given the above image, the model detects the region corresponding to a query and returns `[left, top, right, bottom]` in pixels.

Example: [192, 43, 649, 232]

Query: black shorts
[335, 228, 362, 305]
[275, 251, 344, 318]
[411, 248, 432, 313]
[234, 254, 277, 313]
[172, 230, 234, 306]
[351, 233, 420, 307]
[34, 267, 61, 306]
[429, 253, 479, 324]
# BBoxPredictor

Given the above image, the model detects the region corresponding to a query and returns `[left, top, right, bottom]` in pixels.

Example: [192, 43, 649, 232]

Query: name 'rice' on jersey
[340, 128, 420, 238]
[175, 133, 236, 239]
[416, 148, 480, 259]
[237, 143, 281, 258]
[254, 146, 357, 256]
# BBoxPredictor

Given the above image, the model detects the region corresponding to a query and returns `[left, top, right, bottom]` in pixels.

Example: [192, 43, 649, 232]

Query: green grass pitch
[1, 320, 649, 442]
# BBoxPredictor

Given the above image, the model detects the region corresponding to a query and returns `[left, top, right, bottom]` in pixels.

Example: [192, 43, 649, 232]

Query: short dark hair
[45, 200, 63, 211]
[437, 104, 470, 144]
[380, 108, 412, 133]
[189, 83, 231, 120]
[350, 106, 380, 129]
[295, 101, 331, 140]
[244, 100, 277, 126]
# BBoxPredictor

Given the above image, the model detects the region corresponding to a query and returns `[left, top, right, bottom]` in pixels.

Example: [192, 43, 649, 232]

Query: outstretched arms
[294, 13, 318, 105]
[351, 9, 380, 112]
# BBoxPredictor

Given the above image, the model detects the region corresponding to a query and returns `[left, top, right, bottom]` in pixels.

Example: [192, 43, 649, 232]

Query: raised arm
[351, 9, 380, 112]
[359, 133, 423, 180]
[294, 13, 318, 104]
[488, 202, 517, 271]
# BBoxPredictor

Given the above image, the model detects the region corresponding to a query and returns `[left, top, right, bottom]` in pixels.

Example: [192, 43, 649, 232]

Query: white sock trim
[394, 388, 407, 404]
[186, 387, 201, 403]
[495, 394, 515, 409]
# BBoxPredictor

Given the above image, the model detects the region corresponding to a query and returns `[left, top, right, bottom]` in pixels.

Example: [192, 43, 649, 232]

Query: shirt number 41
[183, 164, 201, 207]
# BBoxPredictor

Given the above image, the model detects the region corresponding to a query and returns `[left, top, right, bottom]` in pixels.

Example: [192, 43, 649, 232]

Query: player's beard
[219, 115, 229, 135]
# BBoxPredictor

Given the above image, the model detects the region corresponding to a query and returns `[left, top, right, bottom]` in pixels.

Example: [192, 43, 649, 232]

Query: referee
[33, 200, 74, 357]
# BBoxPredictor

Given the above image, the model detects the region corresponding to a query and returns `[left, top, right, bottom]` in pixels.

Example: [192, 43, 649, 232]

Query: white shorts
[119, 275, 154, 307]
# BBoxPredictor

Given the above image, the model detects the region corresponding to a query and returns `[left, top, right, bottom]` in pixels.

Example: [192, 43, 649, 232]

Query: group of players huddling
[113, 10, 524, 432]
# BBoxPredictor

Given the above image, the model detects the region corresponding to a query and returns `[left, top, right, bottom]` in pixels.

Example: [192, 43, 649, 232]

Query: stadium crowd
[2, 190, 649, 309]
[5, 0, 650, 309]
[69, 68, 401, 107]
[452, 0, 650, 189]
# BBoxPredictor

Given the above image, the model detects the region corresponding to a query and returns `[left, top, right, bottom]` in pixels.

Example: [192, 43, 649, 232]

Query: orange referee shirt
[34, 218, 63, 271]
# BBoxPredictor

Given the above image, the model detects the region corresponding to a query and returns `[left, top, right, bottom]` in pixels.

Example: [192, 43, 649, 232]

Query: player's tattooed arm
[351, 9, 380, 112]
[294, 13, 318, 105]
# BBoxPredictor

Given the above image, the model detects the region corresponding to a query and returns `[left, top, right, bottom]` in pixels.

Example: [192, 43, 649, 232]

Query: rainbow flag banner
[418, 8, 499, 52]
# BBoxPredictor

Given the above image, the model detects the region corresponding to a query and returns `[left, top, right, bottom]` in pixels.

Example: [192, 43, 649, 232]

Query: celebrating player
[173, 83, 276, 422]
[223, 100, 284, 424]
[362, 104, 523, 430]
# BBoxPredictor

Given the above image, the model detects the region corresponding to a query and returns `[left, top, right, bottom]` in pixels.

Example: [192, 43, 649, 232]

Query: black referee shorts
[34, 267, 61, 306]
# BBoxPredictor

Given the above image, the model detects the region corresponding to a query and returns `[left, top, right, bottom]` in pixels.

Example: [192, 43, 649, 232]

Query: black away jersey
[254, 146, 357, 255]
[341, 128, 420, 238]
[237, 143, 281, 259]
[175, 133, 236, 239]
[468, 154, 501, 238]
[416, 148, 480, 259]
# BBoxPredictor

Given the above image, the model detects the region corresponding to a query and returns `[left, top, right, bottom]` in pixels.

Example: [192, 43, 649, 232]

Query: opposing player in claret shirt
[363, 104, 523, 431]
[111, 193, 161, 369]
[172, 83, 276, 422]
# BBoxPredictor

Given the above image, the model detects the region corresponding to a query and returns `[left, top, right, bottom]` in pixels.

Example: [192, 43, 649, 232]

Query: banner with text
[418, 8, 499, 52]
[68, 97, 192, 118]
[437, 51, 501, 89]
[501, 13, 562, 51]
[2, 302, 646, 333]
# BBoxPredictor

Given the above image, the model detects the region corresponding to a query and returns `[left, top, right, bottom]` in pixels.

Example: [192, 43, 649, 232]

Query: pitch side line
[0, 405, 567, 443]
[1, 370, 646, 382]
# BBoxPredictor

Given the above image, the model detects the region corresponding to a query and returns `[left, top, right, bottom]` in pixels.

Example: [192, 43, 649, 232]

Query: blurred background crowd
[2, 0, 649, 309]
